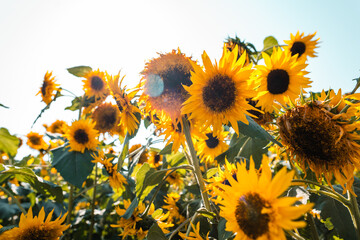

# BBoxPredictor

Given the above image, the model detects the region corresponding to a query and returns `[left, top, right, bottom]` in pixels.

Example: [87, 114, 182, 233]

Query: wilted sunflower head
[277, 101, 360, 193]
[0, 207, 69, 240]
[182, 45, 258, 136]
[63, 119, 99, 153]
[92, 102, 121, 135]
[140, 49, 194, 120]
[82, 69, 109, 99]
[252, 47, 311, 112]
[225, 36, 254, 66]
[36, 71, 60, 105]
[284, 31, 320, 61]
[26, 132, 48, 151]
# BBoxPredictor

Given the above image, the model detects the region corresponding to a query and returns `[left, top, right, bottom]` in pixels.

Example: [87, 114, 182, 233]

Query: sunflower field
[1, 32, 360, 240]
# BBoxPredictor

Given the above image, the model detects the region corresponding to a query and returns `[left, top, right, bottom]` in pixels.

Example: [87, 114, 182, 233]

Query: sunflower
[182, 45, 258, 136]
[148, 150, 163, 168]
[225, 36, 253, 66]
[129, 144, 149, 164]
[246, 98, 274, 126]
[44, 120, 68, 134]
[166, 170, 184, 190]
[216, 159, 313, 240]
[156, 115, 187, 152]
[277, 99, 360, 194]
[140, 49, 195, 120]
[0, 207, 69, 240]
[162, 192, 185, 224]
[108, 73, 141, 135]
[194, 130, 228, 165]
[26, 132, 49, 151]
[178, 222, 208, 240]
[284, 31, 320, 61]
[82, 69, 109, 99]
[91, 102, 123, 135]
[63, 119, 99, 153]
[252, 47, 311, 112]
[36, 71, 60, 105]
[91, 151, 127, 191]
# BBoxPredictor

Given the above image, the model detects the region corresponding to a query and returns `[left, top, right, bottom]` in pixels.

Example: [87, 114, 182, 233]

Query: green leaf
[321, 218, 334, 231]
[0, 224, 16, 235]
[238, 115, 282, 146]
[0, 165, 63, 202]
[135, 163, 166, 201]
[159, 143, 173, 155]
[51, 144, 95, 188]
[206, 168, 218, 178]
[121, 197, 138, 219]
[262, 36, 279, 56]
[218, 218, 233, 240]
[0, 103, 9, 109]
[67, 66, 92, 77]
[65, 95, 95, 111]
[0, 128, 19, 157]
[147, 222, 167, 240]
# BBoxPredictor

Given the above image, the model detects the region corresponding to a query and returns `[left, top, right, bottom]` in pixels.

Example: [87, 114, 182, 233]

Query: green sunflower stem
[186, 212, 200, 237]
[65, 184, 75, 239]
[88, 164, 98, 240]
[347, 188, 360, 239]
[285, 230, 306, 240]
[182, 117, 212, 213]
[0, 185, 26, 215]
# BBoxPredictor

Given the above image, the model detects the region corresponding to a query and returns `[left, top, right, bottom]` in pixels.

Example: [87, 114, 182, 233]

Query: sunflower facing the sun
[82, 69, 109, 99]
[63, 119, 99, 153]
[36, 71, 60, 105]
[216, 159, 313, 240]
[252, 47, 311, 112]
[284, 31, 320, 61]
[182, 45, 258, 136]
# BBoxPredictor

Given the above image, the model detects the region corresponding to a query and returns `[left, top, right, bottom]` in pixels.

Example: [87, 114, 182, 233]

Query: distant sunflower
[26, 132, 48, 151]
[166, 171, 184, 190]
[156, 115, 187, 152]
[140, 49, 195, 120]
[284, 31, 320, 61]
[195, 130, 228, 165]
[44, 120, 68, 134]
[92, 103, 121, 135]
[108, 73, 141, 135]
[82, 69, 109, 98]
[182, 45, 258, 136]
[148, 150, 163, 168]
[92, 151, 126, 191]
[278, 100, 360, 194]
[129, 144, 148, 164]
[63, 119, 99, 153]
[246, 98, 274, 126]
[0, 207, 69, 240]
[225, 36, 253, 66]
[216, 159, 313, 240]
[252, 48, 311, 112]
[36, 71, 60, 105]
[162, 192, 185, 224]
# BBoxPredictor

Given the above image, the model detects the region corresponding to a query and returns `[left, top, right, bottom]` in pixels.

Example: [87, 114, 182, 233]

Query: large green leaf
[261, 36, 279, 56]
[51, 144, 95, 188]
[135, 163, 166, 201]
[0, 128, 19, 156]
[0, 165, 63, 202]
[147, 222, 167, 240]
[67, 66, 92, 77]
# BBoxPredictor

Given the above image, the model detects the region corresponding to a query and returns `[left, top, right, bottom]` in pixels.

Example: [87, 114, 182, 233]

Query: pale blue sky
[0, 0, 359, 157]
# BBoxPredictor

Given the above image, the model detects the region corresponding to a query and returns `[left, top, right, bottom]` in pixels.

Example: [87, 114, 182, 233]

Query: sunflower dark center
[222, 173, 237, 186]
[91, 76, 104, 91]
[162, 65, 192, 92]
[154, 154, 161, 163]
[19, 227, 52, 240]
[205, 133, 219, 149]
[41, 81, 48, 96]
[135, 216, 156, 231]
[290, 41, 306, 58]
[235, 192, 270, 239]
[100, 111, 117, 130]
[29, 136, 41, 145]
[267, 69, 290, 94]
[202, 74, 236, 112]
[74, 129, 89, 144]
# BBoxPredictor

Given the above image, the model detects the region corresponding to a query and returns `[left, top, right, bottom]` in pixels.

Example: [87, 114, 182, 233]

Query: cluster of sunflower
[2, 30, 360, 240]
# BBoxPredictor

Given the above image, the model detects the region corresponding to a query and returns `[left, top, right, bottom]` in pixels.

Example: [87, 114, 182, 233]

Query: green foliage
[51, 144, 95, 188]
[262, 36, 279, 56]
[65, 95, 95, 111]
[0, 164, 63, 202]
[147, 222, 167, 240]
[135, 163, 166, 201]
[67, 66, 92, 77]
[159, 143, 173, 155]
[0, 128, 19, 156]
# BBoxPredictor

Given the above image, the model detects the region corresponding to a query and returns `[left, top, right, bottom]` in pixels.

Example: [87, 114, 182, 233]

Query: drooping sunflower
[140, 49, 195, 120]
[36, 71, 60, 105]
[108, 73, 141, 135]
[194, 130, 228, 165]
[63, 119, 99, 153]
[284, 31, 320, 61]
[26, 132, 49, 151]
[91, 151, 127, 191]
[82, 69, 109, 99]
[216, 159, 313, 240]
[277, 99, 360, 194]
[0, 207, 69, 240]
[43, 120, 68, 134]
[252, 47, 311, 112]
[91, 102, 122, 135]
[182, 45, 258, 136]
[225, 36, 255, 66]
